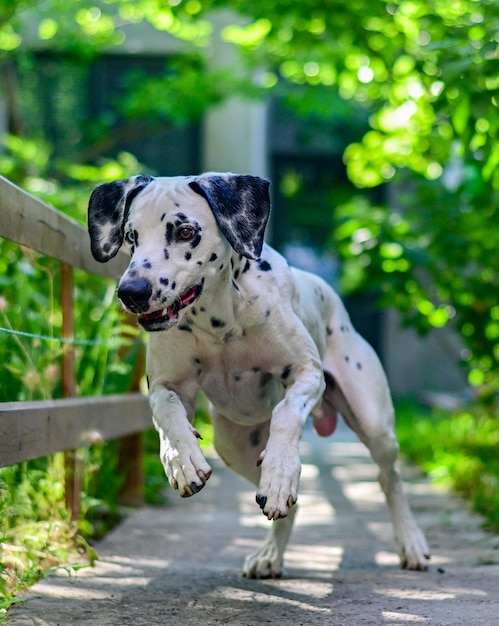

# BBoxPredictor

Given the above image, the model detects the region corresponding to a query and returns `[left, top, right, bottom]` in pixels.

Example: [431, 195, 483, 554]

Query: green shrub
[396, 399, 499, 531]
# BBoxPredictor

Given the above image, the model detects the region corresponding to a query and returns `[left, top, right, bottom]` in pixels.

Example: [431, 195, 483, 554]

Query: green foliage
[168, 0, 498, 401]
[0, 455, 98, 618]
[396, 400, 499, 531]
[331, 176, 499, 399]
[0, 142, 148, 609]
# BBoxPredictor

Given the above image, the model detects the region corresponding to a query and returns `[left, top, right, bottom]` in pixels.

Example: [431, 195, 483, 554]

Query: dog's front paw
[159, 429, 212, 497]
[255, 447, 300, 520]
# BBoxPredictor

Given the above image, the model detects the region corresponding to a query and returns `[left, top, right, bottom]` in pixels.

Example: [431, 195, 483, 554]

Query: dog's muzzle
[118, 278, 203, 332]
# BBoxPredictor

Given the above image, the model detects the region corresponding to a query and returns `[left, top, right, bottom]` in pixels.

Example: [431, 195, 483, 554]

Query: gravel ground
[9, 421, 499, 626]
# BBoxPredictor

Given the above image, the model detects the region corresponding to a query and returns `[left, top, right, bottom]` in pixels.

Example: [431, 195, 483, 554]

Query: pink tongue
[142, 308, 168, 321]
[180, 287, 198, 306]
[142, 287, 198, 322]
[166, 305, 178, 320]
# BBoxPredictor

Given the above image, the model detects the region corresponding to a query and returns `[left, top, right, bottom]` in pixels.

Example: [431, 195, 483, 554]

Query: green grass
[0, 455, 98, 621]
[396, 399, 499, 532]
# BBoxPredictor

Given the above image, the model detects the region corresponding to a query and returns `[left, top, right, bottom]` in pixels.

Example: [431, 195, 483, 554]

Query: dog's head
[88, 173, 271, 331]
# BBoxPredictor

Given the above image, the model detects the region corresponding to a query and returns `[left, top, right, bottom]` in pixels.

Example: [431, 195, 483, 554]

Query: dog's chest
[150, 326, 285, 424]
[193, 338, 284, 423]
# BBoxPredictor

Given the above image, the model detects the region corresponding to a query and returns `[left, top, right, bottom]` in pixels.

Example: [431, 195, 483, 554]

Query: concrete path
[10, 422, 499, 626]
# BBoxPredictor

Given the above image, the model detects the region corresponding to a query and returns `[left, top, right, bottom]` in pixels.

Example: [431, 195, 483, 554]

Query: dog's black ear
[189, 174, 271, 260]
[88, 175, 153, 262]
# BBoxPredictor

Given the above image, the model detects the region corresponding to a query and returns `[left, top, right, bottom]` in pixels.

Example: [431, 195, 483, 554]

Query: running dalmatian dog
[88, 173, 430, 578]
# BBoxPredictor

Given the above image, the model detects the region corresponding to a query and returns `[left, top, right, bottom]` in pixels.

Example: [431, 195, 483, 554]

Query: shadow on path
[10, 421, 499, 626]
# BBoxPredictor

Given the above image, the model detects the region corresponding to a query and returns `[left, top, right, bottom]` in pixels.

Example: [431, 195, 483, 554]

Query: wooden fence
[0, 175, 151, 515]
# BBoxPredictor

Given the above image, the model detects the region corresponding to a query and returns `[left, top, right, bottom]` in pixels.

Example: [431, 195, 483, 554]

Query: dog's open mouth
[139, 284, 202, 331]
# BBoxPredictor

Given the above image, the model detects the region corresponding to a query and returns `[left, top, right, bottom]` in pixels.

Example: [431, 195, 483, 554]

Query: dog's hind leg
[243, 507, 297, 579]
[322, 301, 430, 570]
[211, 413, 296, 578]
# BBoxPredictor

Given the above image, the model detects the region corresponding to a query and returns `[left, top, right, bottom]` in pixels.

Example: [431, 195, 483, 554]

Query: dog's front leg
[150, 386, 212, 497]
[256, 362, 325, 520]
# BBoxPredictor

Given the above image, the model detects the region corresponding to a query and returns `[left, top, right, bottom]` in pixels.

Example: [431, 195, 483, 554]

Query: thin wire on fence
[0, 326, 125, 348]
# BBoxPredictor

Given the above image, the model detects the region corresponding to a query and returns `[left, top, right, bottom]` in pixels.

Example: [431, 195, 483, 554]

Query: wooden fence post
[60, 262, 82, 519]
[117, 313, 146, 507]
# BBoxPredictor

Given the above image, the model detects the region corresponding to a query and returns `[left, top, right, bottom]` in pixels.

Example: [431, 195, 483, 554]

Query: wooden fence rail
[0, 175, 150, 513]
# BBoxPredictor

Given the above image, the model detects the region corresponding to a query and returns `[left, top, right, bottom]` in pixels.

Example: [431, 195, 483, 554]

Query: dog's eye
[178, 226, 195, 241]
[124, 230, 136, 246]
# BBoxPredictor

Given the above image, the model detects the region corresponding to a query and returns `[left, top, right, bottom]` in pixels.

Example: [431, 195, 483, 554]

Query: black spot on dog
[175, 212, 187, 221]
[143, 260, 152, 269]
[326, 326, 333, 336]
[234, 269, 240, 280]
[161, 213, 166, 222]
[209, 253, 218, 262]
[356, 362, 363, 370]
[155, 289, 162, 300]
[185, 252, 192, 260]
[281, 364, 292, 380]
[179, 325, 192, 332]
[190, 234, 201, 249]
[232, 280, 240, 291]
[234, 374, 241, 382]
[166, 222, 174, 245]
[345, 355, 350, 362]
[260, 372, 272, 388]
[171, 281, 176, 291]
[191, 307, 197, 316]
[258, 259, 272, 272]
[242, 259, 251, 273]
[250, 427, 262, 447]
[197, 261, 203, 266]
[200, 306, 206, 313]
[219, 263, 224, 271]
[164, 248, 170, 260]
[265, 310, 271, 317]
[224, 331, 234, 341]
[160, 277, 169, 286]
[210, 317, 226, 328]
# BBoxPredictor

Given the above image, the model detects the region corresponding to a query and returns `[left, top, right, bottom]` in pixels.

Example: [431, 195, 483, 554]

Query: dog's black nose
[118, 278, 153, 314]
